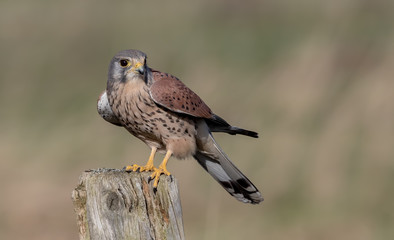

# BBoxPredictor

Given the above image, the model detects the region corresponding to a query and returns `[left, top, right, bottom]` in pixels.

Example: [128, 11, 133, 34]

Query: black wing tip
[206, 115, 259, 138]
[230, 127, 259, 138]
[248, 131, 259, 138]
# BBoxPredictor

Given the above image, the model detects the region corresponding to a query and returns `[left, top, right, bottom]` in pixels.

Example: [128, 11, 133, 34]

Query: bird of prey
[97, 49, 263, 204]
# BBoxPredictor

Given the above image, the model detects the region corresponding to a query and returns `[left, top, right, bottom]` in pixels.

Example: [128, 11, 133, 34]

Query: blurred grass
[1, 0, 394, 239]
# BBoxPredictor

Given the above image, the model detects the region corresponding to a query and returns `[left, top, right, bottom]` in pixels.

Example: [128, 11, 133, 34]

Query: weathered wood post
[72, 168, 185, 240]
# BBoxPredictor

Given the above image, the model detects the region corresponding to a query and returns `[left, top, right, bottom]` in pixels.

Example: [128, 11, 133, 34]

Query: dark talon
[123, 166, 130, 172]
[153, 187, 157, 194]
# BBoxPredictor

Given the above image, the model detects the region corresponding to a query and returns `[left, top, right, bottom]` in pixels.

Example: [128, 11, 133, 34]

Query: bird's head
[107, 49, 148, 87]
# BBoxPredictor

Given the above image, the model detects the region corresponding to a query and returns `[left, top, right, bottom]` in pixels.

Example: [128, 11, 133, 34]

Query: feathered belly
[110, 83, 197, 159]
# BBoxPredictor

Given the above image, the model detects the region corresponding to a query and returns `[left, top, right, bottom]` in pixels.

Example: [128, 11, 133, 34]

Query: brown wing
[149, 69, 213, 118]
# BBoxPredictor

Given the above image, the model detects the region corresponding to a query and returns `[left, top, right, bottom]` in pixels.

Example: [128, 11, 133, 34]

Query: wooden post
[72, 168, 185, 240]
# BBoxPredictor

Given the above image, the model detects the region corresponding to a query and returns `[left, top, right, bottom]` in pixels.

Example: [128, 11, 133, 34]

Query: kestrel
[97, 49, 263, 204]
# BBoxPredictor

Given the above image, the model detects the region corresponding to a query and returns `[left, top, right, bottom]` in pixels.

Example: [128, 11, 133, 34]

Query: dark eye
[119, 59, 130, 67]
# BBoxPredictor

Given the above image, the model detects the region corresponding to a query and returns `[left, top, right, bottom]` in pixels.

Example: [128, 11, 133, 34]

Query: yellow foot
[125, 147, 158, 173]
[124, 164, 156, 172]
[150, 166, 171, 188]
[124, 164, 142, 172]
[139, 163, 156, 172]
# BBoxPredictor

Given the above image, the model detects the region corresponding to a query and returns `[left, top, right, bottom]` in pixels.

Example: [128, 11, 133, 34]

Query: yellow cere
[133, 62, 143, 70]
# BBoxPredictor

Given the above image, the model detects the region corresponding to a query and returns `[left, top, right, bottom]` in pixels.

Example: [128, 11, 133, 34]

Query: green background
[1, 0, 393, 239]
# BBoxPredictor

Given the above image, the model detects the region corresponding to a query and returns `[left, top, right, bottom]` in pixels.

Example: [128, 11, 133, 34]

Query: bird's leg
[150, 150, 172, 188]
[125, 147, 157, 172]
[139, 147, 157, 172]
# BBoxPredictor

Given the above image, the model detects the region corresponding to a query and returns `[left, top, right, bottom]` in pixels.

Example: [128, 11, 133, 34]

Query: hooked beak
[130, 62, 144, 75]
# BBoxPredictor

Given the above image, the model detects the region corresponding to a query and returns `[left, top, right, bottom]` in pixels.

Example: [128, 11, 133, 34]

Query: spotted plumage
[149, 69, 213, 118]
[98, 49, 263, 204]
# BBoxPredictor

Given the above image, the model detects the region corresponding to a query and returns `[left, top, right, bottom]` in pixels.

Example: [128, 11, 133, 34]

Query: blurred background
[1, 0, 393, 239]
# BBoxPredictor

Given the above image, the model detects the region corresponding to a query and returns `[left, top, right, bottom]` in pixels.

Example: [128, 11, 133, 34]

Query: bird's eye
[119, 59, 130, 67]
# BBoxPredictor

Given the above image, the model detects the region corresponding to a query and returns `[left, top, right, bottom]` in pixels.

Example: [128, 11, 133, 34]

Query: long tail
[194, 132, 263, 204]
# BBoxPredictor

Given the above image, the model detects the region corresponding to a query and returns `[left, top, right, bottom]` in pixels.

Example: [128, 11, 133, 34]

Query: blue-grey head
[107, 49, 150, 90]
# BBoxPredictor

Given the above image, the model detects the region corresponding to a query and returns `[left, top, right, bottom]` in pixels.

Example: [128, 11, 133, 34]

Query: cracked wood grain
[71, 168, 185, 240]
